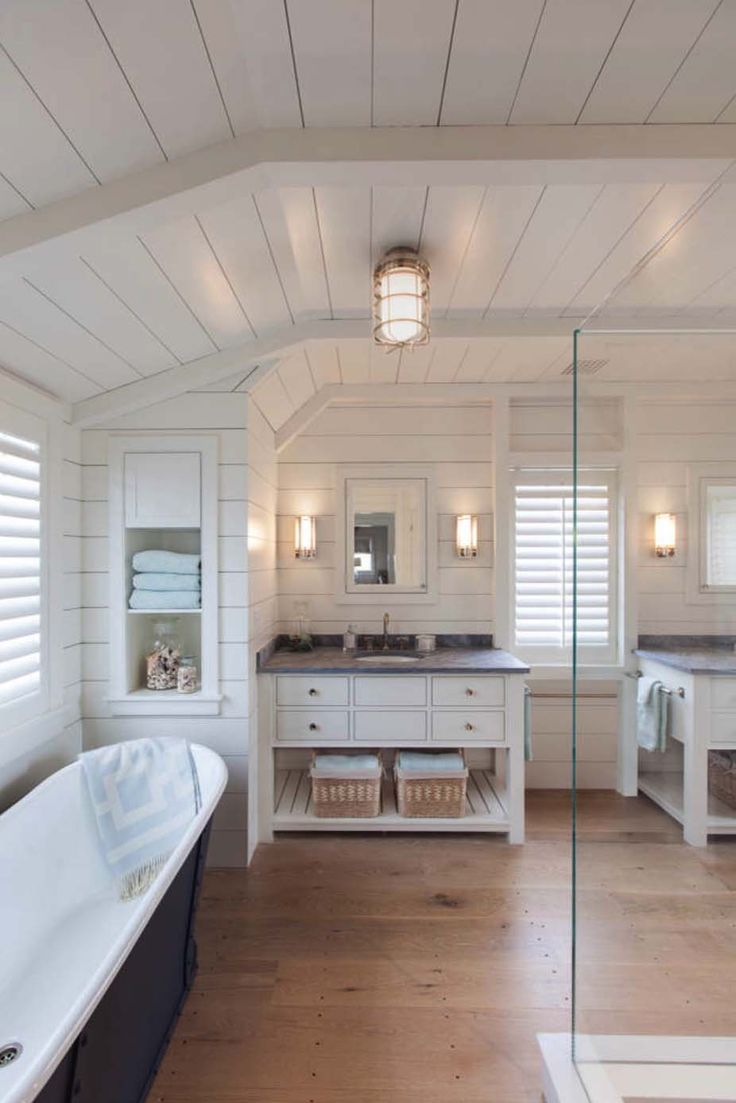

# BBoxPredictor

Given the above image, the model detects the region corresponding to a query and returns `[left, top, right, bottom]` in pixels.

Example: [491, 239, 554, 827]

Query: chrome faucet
[382, 612, 390, 650]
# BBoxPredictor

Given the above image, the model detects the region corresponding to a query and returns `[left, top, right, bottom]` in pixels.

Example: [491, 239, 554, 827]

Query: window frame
[509, 466, 620, 667]
[687, 463, 736, 603]
[0, 401, 48, 730]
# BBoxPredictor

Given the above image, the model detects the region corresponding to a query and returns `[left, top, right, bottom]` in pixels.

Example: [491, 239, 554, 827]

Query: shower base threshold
[539, 1033, 736, 1103]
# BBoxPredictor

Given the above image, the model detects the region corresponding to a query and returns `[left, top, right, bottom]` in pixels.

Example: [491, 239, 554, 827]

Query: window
[0, 429, 42, 712]
[511, 469, 618, 664]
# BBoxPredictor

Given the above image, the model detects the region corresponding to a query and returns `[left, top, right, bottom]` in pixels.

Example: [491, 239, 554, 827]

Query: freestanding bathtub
[0, 743, 227, 1103]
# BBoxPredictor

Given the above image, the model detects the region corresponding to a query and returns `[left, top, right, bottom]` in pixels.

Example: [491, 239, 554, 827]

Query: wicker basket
[395, 750, 468, 818]
[709, 750, 736, 810]
[310, 752, 382, 818]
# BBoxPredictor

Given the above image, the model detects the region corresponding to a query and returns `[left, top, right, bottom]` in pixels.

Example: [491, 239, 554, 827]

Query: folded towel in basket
[396, 751, 465, 772]
[311, 753, 381, 774]
[131, 550, 201, 575]
[129, 589, 201, 610]
[80, 737, 201, 900]
[132, 572, 201, 591]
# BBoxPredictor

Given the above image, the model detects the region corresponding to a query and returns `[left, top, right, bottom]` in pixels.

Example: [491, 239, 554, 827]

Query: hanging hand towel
[131, 550, 201, 575]
[132, 573, 201, 591]
[80, 738, 201, 900]
[637, 675, 669, 753]
[129, 589, 201, 610]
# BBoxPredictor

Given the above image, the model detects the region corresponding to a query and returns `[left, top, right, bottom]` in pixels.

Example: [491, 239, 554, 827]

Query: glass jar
[146, 619, 181, 691]
[177, 656, 198, 694]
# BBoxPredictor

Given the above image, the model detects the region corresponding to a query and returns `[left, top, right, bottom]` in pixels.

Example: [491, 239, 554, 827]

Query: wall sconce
[654, 513, 676, 558]
[294, 515, 317, 559]
[456, 514, 478, 559]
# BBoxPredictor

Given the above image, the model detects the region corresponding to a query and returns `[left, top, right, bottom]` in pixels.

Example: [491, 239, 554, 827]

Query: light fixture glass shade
[456, 514, 478, 558]
[654, 512, 676, 557]
[295, 515, 316, 559]
[373, 247, 430, 348]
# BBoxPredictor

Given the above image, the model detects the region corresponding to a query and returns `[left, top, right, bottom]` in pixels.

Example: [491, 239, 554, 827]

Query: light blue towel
[80, 738, 201, 900]
[524, 684, 533, 762]
[129, 589, 201, 610]
[133, 573, 201, 591]
[637, 675, 669, 752]
[132, 550, 200, 575]
[312, 753, 381, 774]
[397, 751, 465, 772]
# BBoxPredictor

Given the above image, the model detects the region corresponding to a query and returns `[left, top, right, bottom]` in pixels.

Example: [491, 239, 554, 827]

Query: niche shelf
[107, 436, 221, 717]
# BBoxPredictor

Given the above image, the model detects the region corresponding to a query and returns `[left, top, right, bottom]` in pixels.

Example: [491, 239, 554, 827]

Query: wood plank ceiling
[0, 0, 736, 420]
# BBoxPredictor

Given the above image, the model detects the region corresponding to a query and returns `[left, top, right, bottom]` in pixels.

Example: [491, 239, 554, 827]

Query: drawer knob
[308, 688, 318, 697]
[465, 688, 475, 696]
[309, 722, 319, 731]
[465, 722, 474, 732]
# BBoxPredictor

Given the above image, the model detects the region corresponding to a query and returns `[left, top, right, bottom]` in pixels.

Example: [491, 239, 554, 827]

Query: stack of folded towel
[129, 550, 201, 610]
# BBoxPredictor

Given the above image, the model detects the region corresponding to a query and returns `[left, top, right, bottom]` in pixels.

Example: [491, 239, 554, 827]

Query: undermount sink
[355, 652, 422, 664]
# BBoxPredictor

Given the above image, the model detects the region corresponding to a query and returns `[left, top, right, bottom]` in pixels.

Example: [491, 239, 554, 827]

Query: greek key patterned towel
[80, 738, 201, 900]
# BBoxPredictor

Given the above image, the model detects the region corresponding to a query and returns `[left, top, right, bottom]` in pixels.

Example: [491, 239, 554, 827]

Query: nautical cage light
[373, 247, 430, 349]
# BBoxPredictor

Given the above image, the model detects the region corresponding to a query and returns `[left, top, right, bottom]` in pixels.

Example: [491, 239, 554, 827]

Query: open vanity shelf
[273, 765, 509, 832]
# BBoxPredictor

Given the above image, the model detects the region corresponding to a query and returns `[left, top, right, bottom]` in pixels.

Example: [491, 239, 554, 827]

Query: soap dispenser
[343, 624, 357, 652]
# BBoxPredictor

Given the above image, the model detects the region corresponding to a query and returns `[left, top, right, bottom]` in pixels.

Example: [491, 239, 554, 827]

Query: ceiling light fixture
[373, 247, 430, 349]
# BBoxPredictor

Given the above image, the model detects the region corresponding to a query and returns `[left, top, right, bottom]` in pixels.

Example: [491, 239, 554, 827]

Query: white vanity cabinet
[258, 670, 526, 843]
[636, 656, 736, 845]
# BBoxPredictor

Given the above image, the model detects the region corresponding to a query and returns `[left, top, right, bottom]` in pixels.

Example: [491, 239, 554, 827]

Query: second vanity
[256, 641, 530, 844]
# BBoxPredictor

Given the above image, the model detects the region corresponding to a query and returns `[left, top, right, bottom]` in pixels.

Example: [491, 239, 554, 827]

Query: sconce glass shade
[456, 514, 478, 559]
[654, 512, 676, 558]
[373, 247, 430, 349]
[295, 515, 316, 559]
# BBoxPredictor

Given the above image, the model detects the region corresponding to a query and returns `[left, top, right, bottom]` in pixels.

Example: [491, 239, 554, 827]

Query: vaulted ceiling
[1, 0, 736, 425]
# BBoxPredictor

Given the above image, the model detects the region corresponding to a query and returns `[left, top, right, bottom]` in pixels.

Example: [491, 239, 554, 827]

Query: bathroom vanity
[256, 643, 530, 843]
[634, 641, 736, 846]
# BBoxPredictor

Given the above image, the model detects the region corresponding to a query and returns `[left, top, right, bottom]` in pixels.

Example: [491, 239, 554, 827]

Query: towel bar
[626, 670, 685, 698]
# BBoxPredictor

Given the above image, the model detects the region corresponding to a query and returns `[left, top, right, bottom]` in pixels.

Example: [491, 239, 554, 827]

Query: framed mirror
[336, 465, 436, 603]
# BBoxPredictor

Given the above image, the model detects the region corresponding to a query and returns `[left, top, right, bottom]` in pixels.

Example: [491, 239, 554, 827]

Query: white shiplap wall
[79, 389, 251, 866]
[276, 403, 494, 636]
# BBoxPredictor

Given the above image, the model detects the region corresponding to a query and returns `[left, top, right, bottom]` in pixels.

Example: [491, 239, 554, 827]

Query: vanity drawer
[432, 676, 505, 708]
[276, 676, 349, 707]
[710, 712, 736, 745]
[354, 710, 426, 742]
[276, 710, 349, 742]
[711, 678, 736, 710]
[431, 711, 505, 744]
[354, 676, 427, 707]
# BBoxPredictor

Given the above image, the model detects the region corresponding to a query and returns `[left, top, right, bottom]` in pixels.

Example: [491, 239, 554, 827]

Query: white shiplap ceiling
[0, 0, 735, 421]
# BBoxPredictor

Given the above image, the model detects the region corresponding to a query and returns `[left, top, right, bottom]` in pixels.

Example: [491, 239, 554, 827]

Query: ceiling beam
[2, 124, 735, 274]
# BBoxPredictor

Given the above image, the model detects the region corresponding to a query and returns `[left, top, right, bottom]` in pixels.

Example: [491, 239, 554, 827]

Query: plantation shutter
[513, 472, 614, 657]
[705, 483, 736, 587]
[0, 430, 41, 706]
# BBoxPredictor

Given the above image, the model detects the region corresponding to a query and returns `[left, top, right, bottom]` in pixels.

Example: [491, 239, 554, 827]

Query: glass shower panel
[572, 329, 736, 1102]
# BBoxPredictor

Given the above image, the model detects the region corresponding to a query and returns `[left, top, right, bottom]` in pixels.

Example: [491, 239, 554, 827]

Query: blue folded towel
[132, 550, 201, 575]
[133, 573, 201, 591]
[312, 754, 381, 774]
[80, 738, 201, 900]
[637, 675, 669, 752]
[397, 751, 465, 772]
[129, 589, 201, 610]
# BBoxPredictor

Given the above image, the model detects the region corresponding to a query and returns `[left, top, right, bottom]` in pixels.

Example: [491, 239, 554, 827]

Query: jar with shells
[146, 619, 181, 690]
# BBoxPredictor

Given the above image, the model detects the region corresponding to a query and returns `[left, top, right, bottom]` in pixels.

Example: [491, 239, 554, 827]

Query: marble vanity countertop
[634, 645, 736, 675]
[258, 646, 530, 675]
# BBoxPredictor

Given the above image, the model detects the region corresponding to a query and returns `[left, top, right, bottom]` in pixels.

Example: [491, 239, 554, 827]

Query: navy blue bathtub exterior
[35, 818, 213, 1103]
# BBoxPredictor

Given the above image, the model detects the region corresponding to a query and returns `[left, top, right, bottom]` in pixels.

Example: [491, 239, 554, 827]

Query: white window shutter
[0, 431, 41, 706]
[513, 471, 616, 662]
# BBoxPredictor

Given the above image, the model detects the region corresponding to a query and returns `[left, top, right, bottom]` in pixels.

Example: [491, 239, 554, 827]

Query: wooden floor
[149, 792, 736, 1103]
